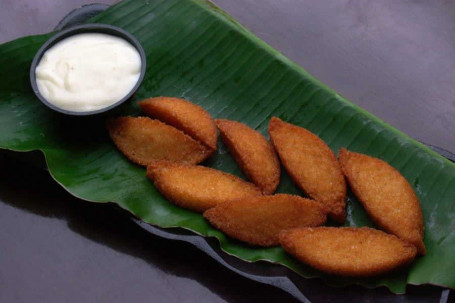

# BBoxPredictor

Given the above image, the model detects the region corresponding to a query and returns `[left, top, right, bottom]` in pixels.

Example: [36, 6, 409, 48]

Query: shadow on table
[0, 151, 301, 303]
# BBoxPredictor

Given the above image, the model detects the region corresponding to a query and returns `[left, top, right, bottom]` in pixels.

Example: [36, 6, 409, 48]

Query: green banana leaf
[1, 0, 454, 294]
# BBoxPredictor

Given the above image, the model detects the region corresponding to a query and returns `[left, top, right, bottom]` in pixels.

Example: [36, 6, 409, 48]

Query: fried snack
[138, 97, 217, 152]
[107, 116, 211, 166]
[268, 117, 346, 223]
[204, 194, 327, 246]
[215, 119, 280, 194]
[147, 162, 262, 212]
[338, 148, 425, 255]
[280, 227, 417, 277]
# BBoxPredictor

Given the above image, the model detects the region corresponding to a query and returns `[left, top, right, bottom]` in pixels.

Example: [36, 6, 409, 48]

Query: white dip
[35, 33, 141, 112]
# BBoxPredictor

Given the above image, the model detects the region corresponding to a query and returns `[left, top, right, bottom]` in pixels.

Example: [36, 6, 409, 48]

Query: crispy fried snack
[147, 162, 262, 212]
[338, 148, 426, 255]
[268, 117, 346, 223]
[204, 194, 327, 246]
[107, 116, 211, 166]
[138, 97, 217, 152]
[215, 119, 280, 194]
[280, 227, 417, 277]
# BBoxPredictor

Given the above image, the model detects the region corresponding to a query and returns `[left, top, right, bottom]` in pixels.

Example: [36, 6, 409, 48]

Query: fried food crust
[138, 97, 217, 152]
[338, 148, 425, 255]
[215, 119, 280, 194]
[280, 227, 417, 277]
[268, 117, 346, 222]
[147, 162, 262, 212]
[204, 194, 327, 246]
[107, 116, 211, 166]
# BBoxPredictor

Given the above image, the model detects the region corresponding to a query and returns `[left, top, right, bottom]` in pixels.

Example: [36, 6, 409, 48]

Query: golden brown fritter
[268, 117, 346, 223]
[338, 148, 425, 255]
[138, 97, 217, 152]
[215, 119, 280, 194]
[107, 116, 211, 166]
[146, 162, 262, 212]
[280, 227, 417, 277]
[204, 194, 327, 246]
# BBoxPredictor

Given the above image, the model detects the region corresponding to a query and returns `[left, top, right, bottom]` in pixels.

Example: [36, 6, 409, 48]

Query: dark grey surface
[213, 0, 455, 154]
[0, 153, 301, 303]
[1, 0, 454, 302]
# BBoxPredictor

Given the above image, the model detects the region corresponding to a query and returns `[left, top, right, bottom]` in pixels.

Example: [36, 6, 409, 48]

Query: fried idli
[338, 148, 425, 255]
[138, 97, 217, 152]
[215, 119, 280, 194]
[204, 194, 326, 246]
[268, 117, 346, 223]
[107, 116, 211, 166]
[147, 162, 262, 212]
[280, 227, 417, 277]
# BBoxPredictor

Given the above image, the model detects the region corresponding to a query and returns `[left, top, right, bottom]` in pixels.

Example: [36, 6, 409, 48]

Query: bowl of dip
[30, 24, 146, 115]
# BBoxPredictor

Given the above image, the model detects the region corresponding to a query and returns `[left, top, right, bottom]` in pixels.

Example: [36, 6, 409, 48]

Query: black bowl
[29, 23, 146, 116]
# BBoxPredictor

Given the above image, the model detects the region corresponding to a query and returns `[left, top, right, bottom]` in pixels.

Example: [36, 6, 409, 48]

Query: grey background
[1, 0, 454, 302]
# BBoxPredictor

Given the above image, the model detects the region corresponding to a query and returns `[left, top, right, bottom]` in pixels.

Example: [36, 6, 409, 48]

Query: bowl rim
[29, 23, 147, 116]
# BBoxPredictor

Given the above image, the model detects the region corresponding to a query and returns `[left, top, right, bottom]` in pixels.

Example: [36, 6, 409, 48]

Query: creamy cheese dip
[35, 33, 141, 112]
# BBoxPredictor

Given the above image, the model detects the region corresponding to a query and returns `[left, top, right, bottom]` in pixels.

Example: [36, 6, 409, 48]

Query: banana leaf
[1, 0, 454, 294]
